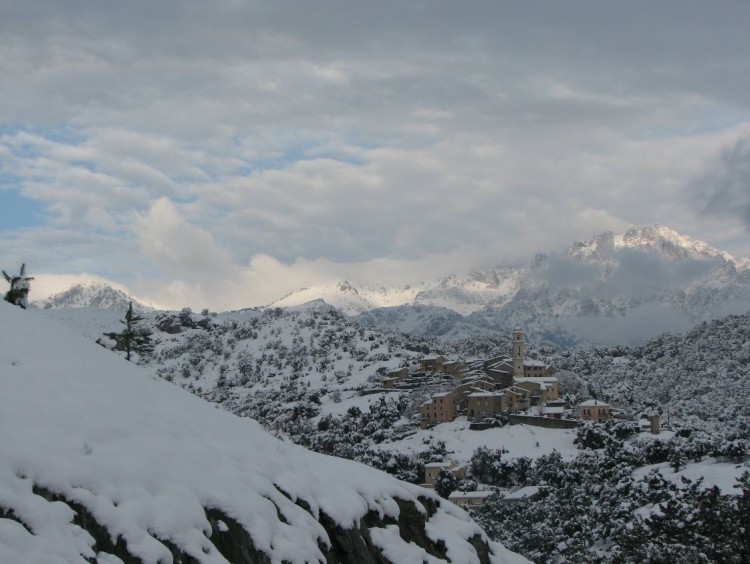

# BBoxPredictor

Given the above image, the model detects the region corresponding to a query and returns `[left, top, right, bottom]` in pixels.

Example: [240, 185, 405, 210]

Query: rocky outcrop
[4, 486, 499, 564]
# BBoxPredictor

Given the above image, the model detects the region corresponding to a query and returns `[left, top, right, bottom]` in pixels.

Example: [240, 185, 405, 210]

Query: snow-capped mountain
[0, 301, 525, 564]
[33, 281, 153, 313]
[270, 280, 424, 315]
[566, 224, 740, 264]
[280, 226, 750, 346]
[35, 225, 750, 346]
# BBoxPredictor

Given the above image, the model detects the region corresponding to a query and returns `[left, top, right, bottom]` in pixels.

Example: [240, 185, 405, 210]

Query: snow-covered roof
[542, 407, 565, 414]
[467, 392, 497, 398]
[578, 399, 611, 407]
[523, 359, 549, 367]
[503, 486, 541, 501]
[420, 355, 442, 361]
[449, 490, 495, 499]
[432, 391, 453, 398]
[425, 462, 455, 469]
[518, 376, 558, 383]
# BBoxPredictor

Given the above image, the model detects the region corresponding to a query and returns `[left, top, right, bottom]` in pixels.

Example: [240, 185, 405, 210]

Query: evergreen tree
[433, 469, 459, 498]
[104, 302, 154, 361]
[3, 263, 33, 309]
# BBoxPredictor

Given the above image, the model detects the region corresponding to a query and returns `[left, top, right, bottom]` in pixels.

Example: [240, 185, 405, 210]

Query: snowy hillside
[33, 281, 153, 313]
[0, 302, 527, 563]
[555, 310, 750, 433]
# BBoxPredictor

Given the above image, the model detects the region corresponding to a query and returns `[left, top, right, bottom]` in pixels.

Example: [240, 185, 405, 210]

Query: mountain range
[276, 225, 750, 345]
[33, 225, 750, 346]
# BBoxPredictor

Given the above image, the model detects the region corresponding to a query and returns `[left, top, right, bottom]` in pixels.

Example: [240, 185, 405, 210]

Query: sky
[2, 1, 750, 311]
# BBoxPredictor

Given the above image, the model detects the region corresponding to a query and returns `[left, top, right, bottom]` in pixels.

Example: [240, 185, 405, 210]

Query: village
[377, 328, 662, 508]
[380, 328, 636, 431]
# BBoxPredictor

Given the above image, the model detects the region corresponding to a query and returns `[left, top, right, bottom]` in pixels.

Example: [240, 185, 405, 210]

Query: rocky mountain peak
[569, 224, 735, 264]
[34, 281, 152, 313]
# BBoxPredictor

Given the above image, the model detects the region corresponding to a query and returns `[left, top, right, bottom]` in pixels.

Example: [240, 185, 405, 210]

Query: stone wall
[508, 414, 579, 429]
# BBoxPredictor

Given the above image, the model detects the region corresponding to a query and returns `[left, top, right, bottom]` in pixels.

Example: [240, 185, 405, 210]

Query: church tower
[512, 327, 525, 378]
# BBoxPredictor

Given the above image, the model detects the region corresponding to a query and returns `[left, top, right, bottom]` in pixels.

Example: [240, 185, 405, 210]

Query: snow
[502, 486, 541, 501]
[377, 420, 579, 464]
[0, 302, 527, 563]
[518, 376, 557, 383]
[449, 491, 495, 500]
[578, 399, 610, 407]
[632, 459, 750, 495]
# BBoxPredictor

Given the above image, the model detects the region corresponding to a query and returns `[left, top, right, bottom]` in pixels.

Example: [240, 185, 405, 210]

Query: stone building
[578, 399, 612, 423]
[423, 462, 466, 487]
[511, 328, 556, 378]
[467, 391, 508, 422]
[420, 391, 456, 429]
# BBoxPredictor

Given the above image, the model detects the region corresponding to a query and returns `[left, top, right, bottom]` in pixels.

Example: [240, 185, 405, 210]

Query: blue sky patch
[0, 190, 48, 230]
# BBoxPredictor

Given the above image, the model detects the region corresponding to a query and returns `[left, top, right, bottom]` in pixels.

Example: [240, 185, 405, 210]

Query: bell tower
[512, 327, 525, 378]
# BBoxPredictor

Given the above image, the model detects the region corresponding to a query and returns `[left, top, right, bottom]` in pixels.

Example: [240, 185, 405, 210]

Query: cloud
[533, 255, 601, 287]
[604, 249, 719, 294]
[567, 304, 693, 345]
[134, 197, 238, 279]
[3, 1, 750, 310]
[692, 136, 750, 230]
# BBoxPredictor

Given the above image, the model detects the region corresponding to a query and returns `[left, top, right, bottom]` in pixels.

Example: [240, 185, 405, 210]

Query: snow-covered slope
[33, 281, 153, 313]
[0, 302, 525, 563]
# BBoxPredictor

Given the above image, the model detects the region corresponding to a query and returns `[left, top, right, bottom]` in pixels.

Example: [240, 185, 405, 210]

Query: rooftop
[517, 376, 558, 383]
[449, 490, 495, 500]
[503, 486, 541, 501]
[578, 399, 610, 407]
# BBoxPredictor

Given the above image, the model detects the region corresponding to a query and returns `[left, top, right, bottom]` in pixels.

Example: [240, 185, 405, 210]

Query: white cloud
[2, 2, 750, 310]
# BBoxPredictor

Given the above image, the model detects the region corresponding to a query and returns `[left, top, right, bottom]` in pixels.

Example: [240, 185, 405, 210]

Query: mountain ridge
[33, 280, 154, 313]
[31, 225, 750, 346]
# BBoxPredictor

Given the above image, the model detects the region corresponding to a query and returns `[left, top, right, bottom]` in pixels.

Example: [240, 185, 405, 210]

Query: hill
[554, 310, 750, 433]
[0, 302, 525, 563]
